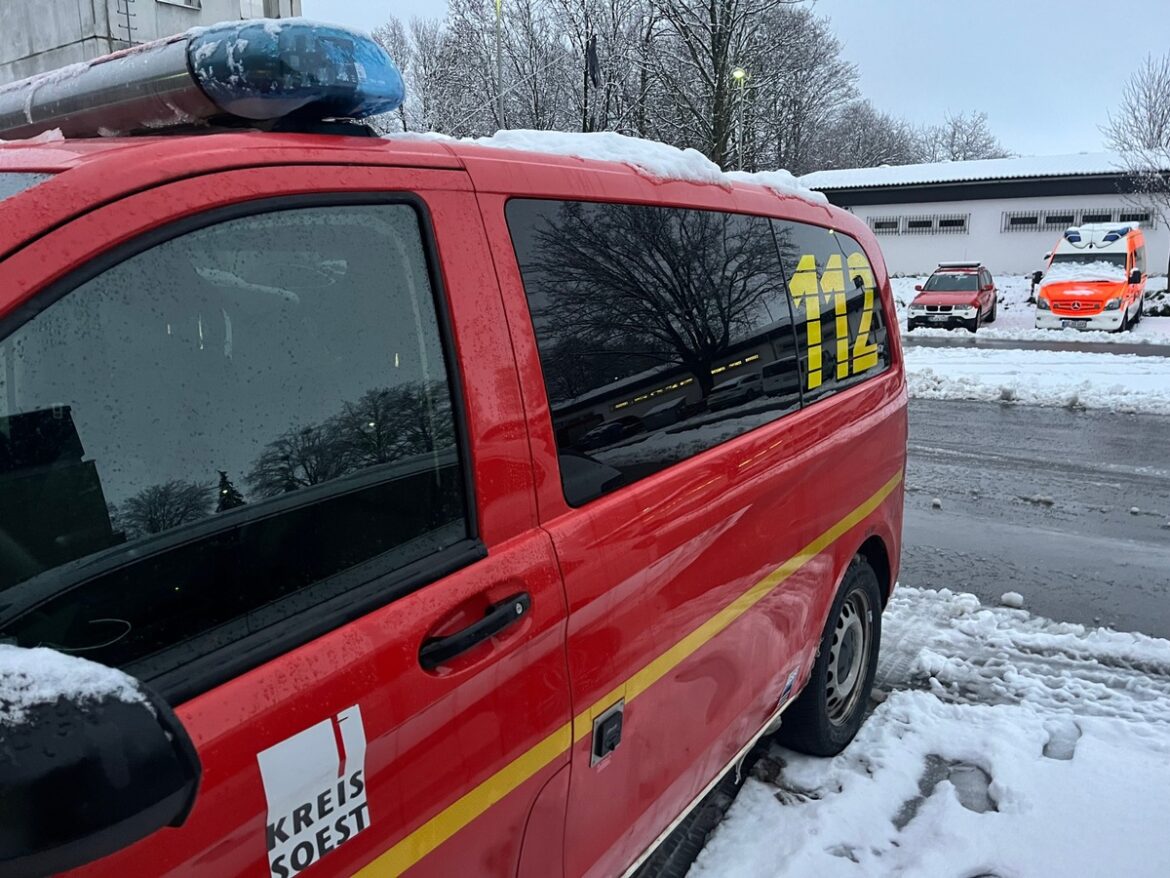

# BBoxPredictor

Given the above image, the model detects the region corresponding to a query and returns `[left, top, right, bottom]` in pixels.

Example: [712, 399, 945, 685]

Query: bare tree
[750, 6, 858, 174]
[917, 111, 1011, 162]
[121, 480, 214, 536]
[806, 100, 920, 171]
[371, 17, 414, 133]
[332, 383, 455, 467]
[246, 423, 351, 498]
[1104, 53, 1170, 273]
[648, 0, 793, 166]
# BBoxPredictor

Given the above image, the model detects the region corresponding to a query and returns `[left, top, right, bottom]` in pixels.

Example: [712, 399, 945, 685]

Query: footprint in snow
[893, 755, 998, 831]
[1042, 718, 1082, 761]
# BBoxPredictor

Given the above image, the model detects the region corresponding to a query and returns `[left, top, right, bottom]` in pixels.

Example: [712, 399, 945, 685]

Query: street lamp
[731, 67, 748, 170]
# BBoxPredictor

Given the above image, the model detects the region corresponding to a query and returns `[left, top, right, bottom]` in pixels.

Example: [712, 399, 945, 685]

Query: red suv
[0, 21, 906, 878]
[907, 262, 999, 332]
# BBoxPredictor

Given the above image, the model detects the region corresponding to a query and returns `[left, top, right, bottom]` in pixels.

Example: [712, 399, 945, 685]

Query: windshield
[1050, 253, 1127, 269]
[923, 273, 978, 292]
[1044, 253, 1127, 283]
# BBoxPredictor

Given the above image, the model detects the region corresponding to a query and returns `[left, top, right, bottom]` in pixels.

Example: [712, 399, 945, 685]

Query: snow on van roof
[385, 129, 827, 205]
[800, 151, 1144, 191]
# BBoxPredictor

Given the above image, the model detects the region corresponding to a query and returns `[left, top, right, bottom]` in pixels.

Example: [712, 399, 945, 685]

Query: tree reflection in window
[524, 201, 788, 401]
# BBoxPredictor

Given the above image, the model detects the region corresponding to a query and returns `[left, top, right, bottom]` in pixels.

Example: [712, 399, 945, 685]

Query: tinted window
[507, 199, 802, 506]
[0, 204, 467, 683]
[774, 223, 889, 404]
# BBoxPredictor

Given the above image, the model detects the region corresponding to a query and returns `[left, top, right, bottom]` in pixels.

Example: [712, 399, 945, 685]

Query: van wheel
[1133, 296, 1144, 325]
[1117, 308, 1130, 333]
[777, 556, 881, 756]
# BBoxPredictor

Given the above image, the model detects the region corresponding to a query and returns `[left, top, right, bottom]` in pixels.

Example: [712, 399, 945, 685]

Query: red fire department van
[0, 20, 906, 878]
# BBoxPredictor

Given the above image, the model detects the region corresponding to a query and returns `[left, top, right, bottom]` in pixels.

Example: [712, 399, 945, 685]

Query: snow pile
[691, 587, 1170, 878]
[385, 129, 827, 204]
[0, 127, 64, 147]
[905, 346, 1170, 414]
[1041, 260, 1127, 284]
[0, 644, 148, 725]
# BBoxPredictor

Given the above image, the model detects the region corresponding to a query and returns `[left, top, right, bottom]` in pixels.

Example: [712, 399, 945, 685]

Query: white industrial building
[801, 153, 1170, 278]
[1, 0, 301, 85]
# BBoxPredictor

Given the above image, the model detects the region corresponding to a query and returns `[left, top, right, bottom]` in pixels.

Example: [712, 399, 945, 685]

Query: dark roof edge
[821, 174, 1152, 207]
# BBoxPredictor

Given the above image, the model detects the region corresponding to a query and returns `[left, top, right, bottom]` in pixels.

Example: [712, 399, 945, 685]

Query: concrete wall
[1, 0, 301, 85]
[845, 193, 1170, 278]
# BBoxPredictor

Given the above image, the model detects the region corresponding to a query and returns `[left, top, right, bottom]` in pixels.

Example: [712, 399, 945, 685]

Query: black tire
[778, 556, 882, 757]
[631, 762, 749, 878]
[967, 314, 981, 333]
[1133, 296, 1144, 325]
[1117, 307, 1130, 333]
[986, 298, 998, 324]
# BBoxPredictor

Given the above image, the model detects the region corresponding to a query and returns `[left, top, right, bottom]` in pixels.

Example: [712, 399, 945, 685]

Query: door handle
[419, 592, 530, 670]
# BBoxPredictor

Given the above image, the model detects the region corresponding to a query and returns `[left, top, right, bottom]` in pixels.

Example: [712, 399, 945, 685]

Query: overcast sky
[302, 0, 1167, 158]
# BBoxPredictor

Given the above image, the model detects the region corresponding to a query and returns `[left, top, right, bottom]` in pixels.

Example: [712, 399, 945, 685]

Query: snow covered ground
[691, 587, 1170, 878]
[905, 346, 1170, 414]
[895, 274, 1170, 414]
[893, 274, 1170, 344]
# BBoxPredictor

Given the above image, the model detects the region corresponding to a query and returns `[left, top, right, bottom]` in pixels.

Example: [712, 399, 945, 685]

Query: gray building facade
[1, 0, 301, 86]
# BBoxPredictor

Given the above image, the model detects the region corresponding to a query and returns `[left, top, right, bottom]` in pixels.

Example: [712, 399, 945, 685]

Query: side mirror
[0, 650, 201, 877]
[914, 284, 924, 292]
[1043, 253, 1051, 261]
[1130, 269, 1142, 284]
[1031, 270, 1043, 284]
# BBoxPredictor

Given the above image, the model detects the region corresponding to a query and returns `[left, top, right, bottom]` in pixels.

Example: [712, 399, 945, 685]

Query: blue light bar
[0, 19, 404, 140]
[188, 20, 405, 121]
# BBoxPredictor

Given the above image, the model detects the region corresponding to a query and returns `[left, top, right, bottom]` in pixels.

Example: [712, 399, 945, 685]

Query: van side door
[0, 166, 571, 878]
[488, 194, 900, 877]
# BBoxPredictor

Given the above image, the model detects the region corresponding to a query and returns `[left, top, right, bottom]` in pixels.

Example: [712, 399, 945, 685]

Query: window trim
[0, 193, 483, 705]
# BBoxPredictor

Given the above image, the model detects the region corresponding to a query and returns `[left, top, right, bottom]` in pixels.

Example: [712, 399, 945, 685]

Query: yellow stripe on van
[354, 722, 572, 878]
[355, 468, 903, 877]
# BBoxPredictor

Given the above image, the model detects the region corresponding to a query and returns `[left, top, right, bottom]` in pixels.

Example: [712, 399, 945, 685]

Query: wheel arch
[855, 534, 893, 608]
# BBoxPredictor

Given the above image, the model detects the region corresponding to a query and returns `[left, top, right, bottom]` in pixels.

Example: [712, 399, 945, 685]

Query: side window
[0, 203, 469, 688]
[506, 199, 802, 506]
[774, 222, 889, 403]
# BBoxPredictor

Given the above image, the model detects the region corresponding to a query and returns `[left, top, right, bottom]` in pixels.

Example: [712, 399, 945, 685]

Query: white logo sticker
[257, 705, 371, 878]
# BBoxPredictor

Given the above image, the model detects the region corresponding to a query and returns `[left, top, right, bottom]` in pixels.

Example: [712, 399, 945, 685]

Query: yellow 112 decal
[788, 251, 880, 390]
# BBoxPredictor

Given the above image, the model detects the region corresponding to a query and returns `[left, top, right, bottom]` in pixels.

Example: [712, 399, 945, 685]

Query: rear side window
[0, 203, 469, 691]
[507, 199, 803, 505]
[774, 222, 889, 404]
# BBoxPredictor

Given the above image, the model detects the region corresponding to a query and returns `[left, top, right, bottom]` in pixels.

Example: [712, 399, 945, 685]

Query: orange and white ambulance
[1034, 223, 1147, 332]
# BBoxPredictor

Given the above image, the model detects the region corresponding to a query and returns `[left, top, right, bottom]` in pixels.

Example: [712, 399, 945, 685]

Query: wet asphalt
[902, 399, 1170, 639]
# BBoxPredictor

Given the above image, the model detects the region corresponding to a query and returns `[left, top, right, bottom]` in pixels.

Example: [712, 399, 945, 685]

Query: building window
[157, 0, 202, 9]
[1042, 213, 1075, 230]
[1002, 212, 1040, 231]
[935, 214, 970, 234]
[1082, 211, 1114, 224]
[869, 217, 900, 235]
[903, 216, 936, 235]
[1120, 211, 1154, 227]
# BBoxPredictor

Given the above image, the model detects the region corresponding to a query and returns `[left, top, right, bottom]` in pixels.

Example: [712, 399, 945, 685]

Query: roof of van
[0, 128, 828, 206]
